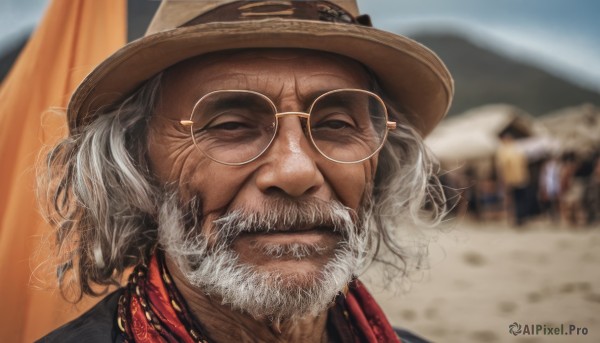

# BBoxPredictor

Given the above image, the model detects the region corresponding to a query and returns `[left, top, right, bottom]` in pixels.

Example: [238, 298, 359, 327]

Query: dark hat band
[182, 0, 372, 27]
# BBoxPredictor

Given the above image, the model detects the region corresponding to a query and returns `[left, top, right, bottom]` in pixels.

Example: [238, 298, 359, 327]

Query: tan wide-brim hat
[67, 0, 453, 136]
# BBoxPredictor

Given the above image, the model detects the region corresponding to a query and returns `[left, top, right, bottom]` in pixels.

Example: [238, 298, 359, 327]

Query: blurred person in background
[539, 155, 562, 222]
[496, 132, 530, 226]
[579, 152, 600, 225]
[560, 152, 588, 226]
[586, 155, 600, 224]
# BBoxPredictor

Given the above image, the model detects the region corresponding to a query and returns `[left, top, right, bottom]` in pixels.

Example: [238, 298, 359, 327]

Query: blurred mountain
[411, 33, 600, 116]
[127, 0, 160, 42]
[0, 33, 28, 82]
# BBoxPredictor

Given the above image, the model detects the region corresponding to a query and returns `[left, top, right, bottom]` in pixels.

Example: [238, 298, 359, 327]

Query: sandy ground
[362, 218, 600, 343]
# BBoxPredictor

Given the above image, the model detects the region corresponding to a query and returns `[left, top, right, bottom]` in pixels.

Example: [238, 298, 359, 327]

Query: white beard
[158, 193, 371, 320]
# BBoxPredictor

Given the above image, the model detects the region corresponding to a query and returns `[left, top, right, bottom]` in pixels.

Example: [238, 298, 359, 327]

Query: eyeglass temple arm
[180, 120, 194, 126]
[386, 121, 397, 130]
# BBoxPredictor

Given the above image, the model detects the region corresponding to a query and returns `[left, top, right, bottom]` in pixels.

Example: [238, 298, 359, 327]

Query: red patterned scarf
[117, 254, 401, 343]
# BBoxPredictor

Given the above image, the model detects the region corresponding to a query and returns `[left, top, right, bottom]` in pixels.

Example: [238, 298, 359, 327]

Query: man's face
[148, 49, 377, 295]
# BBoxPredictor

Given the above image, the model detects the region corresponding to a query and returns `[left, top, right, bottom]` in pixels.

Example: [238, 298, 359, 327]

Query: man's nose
[255, 117, 324, 197]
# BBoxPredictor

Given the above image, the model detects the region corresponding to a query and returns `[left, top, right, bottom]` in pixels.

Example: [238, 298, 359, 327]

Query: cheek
[192, 166, 254, 215]
[147, 126, 254, 214]
[147, 124, 197, 186]
[322, 160, 375, 210]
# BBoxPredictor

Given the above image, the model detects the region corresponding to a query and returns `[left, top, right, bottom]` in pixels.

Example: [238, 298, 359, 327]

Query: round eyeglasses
[178, 89, 397, 165]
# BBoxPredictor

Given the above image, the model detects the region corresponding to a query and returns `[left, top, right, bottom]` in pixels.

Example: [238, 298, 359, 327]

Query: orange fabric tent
[0, 1, 126, 341]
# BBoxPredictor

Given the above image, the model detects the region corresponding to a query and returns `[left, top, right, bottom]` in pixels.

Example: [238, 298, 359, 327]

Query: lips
[234, 226, 341, 260]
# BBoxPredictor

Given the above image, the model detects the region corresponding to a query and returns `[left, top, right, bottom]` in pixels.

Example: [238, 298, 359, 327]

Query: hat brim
[68, 19, 453, 136]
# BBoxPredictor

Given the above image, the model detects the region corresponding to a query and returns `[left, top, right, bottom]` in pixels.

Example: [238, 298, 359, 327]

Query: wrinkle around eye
[159, 129, 195, 156]
[167, 144, 197, 179]
[167, 142, 195, 160]
[154, 128, 199, 181]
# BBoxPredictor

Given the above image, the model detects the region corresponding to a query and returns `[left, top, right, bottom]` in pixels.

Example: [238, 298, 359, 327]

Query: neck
[165, 256, 331, 343]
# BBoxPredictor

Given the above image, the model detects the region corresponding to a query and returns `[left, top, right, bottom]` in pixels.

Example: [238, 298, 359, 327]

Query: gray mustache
[212, 198, 357, 244]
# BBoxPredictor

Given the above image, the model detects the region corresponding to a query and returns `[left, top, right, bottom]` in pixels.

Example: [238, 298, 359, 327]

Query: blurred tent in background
[539, 104, 600, 157]
[0, 1, 126, 341]
[425, 102, 600, 177]
[425, 104, 538, 175]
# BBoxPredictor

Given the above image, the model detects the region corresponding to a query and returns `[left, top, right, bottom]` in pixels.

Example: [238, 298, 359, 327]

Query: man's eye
[312, 112, 356, 131]
[317, 120, 352, 130]
[202, 111, 256, 131]
[207, 121, 249, 131]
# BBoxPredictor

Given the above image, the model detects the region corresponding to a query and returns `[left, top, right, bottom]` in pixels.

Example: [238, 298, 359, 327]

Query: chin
[158, 195, 366, 319]
[254, 261, 332, 288]
[176, 244, 356, 319]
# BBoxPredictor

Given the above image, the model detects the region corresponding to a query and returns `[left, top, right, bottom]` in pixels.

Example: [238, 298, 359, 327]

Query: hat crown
[147, 0, 360, 34]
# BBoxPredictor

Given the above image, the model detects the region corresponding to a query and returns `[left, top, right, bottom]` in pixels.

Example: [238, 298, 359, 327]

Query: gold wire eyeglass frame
[179, 88, 397, 166]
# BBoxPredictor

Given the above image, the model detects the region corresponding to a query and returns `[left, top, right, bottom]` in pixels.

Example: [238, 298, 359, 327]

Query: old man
[38, 0, 453, 342]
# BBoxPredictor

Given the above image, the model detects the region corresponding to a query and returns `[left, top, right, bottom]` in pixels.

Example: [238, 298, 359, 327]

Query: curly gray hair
[39, 71, 447, 300]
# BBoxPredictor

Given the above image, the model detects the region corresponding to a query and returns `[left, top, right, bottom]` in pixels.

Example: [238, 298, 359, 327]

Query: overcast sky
[1, 0, 599, 91]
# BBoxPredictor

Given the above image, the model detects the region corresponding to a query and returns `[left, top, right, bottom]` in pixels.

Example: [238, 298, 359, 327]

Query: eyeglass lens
[189, 90, 388, 164]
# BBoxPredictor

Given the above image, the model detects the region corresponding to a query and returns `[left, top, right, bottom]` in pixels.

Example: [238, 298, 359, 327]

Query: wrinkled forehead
[159, 48, 373, 99]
